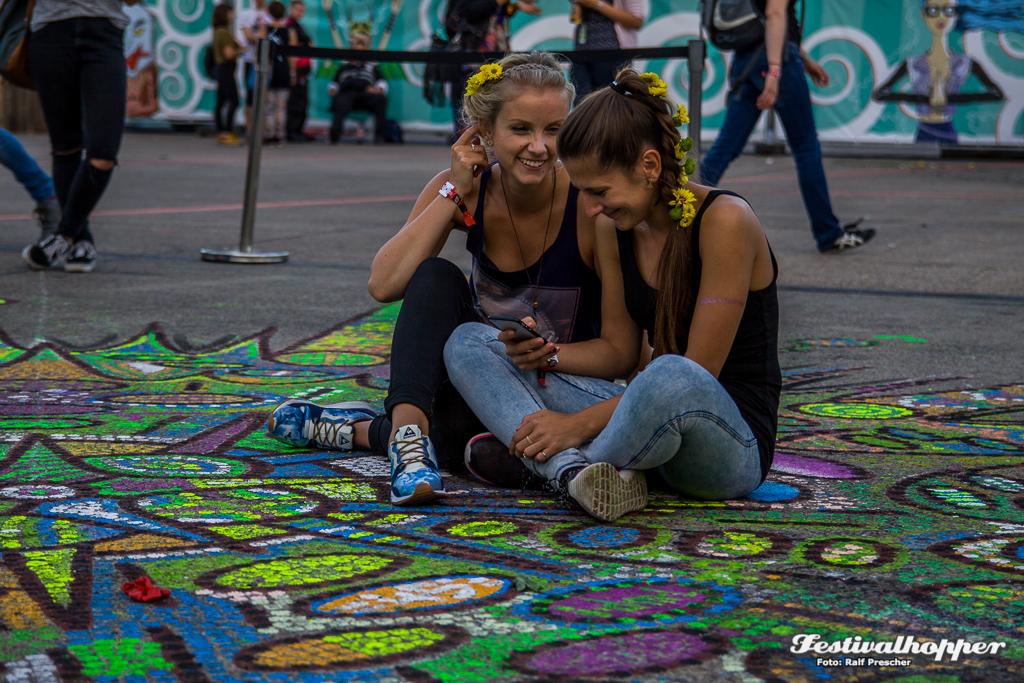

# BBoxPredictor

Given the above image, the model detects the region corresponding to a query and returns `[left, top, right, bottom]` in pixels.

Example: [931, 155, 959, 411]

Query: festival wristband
[538, 351, 558, 388]
[439, 182, 476, 227]
[764, 66, 782, 79]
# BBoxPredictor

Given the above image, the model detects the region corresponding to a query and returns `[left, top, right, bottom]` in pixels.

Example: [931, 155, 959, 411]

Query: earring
[647, 178, 654, 188]
[485, 137, 493, 146]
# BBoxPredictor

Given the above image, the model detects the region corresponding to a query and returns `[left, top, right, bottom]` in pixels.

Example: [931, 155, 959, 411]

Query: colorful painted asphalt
[0, 304, 1022, 681]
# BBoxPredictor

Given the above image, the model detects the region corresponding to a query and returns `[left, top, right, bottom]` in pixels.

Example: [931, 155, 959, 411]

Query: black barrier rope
[276, 44, 693, 65]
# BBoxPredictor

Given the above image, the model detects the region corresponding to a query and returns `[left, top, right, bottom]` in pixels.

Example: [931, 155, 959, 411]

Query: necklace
[500, 167, 557, 315]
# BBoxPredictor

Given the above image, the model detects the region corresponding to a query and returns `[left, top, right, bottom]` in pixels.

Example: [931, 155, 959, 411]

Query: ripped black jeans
[29, 17, 127, 244]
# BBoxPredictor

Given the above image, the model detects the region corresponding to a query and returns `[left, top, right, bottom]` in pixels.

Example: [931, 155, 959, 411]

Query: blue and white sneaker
[388, 424, 446, 506]
[267, 399, 376, 450]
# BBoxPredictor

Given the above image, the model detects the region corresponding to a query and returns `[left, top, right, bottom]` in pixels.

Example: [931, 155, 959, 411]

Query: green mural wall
[127, 0, 1023, 145]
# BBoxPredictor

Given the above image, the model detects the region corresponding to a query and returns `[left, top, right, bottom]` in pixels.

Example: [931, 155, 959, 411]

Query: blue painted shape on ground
[268, 464, 340, 478]
[745, 481, 801, 502]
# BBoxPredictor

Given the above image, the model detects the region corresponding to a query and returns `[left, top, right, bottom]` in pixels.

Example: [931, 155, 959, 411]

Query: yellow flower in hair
[672, 104, 689, 126]
[669, 187, 696, 208]
[668, 177, 696, 229]
[641, 72, 668, 98]
[674, 136, 694, 160]
[678, 201, 697, 229]
[465, 64, 503, 96]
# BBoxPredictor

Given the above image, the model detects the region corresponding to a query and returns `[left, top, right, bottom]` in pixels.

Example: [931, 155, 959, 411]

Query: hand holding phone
[487, 315, 543, 342]
[487, 315, 559, 384]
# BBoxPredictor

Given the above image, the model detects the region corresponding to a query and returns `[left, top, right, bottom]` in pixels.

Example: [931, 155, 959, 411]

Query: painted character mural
[125, 4, 159, 118]
[873, 0, 1009, 144]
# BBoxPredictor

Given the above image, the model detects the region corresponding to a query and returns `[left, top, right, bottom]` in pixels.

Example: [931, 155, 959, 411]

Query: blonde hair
[460, 51, 574, 129]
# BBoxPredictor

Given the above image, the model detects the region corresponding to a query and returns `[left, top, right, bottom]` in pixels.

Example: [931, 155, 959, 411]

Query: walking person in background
[21, 0, 137, 273]
[261, 1, 297, 144]
[238, 0, 271, 135]
[1, 127, 61, 239]
[327, 27, 388, 145]
[700, 0, 875, 254]
[568, 0, 644, 99]
[211, 3, 243, 146]
[285, 0, 315, 142]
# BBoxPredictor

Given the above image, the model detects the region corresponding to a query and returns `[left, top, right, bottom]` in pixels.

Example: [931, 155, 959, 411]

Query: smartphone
[487, 315, 543, 343]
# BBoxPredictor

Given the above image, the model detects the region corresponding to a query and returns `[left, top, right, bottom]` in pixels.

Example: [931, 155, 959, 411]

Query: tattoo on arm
[699, 297, 745, 306]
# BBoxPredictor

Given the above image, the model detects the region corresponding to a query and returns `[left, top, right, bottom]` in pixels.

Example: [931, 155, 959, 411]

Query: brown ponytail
[557, 68, 692, 357]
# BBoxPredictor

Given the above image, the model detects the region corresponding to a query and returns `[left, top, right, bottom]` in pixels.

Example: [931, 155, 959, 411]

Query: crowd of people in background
[206, 0, 649, 145]
[6, 0, 873, 277]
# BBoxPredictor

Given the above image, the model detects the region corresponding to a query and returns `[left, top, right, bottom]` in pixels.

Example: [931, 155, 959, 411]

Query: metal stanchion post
[754, 107, 786, 155]
[686, 39, 705, 178]
[201, 39, 288, 264]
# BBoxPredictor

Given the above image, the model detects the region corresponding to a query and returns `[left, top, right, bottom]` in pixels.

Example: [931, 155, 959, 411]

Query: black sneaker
[464, 433, 545, 490]
[64, 240, 97, 273]
[22, 234, 71, 270]
[34, 197, 61, 238]
[823, 227, 876, 254]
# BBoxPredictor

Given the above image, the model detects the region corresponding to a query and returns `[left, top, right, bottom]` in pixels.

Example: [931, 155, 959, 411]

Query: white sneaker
[823, 227, 876, 253]
[566, 462, 647, 522]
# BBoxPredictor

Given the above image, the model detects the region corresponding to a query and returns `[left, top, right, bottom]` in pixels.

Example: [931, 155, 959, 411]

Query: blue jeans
[701, 42, 843, 252]
[0, 127, 54, 202]
[444, 323, 763, 500]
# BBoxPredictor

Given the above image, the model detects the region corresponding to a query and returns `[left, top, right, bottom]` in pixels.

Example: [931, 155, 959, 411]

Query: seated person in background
[327, 25, 388, 144]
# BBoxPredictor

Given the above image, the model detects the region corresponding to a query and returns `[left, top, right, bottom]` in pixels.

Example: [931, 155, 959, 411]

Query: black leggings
[29, 17, 126, 243]
[215, 63, 240, 133]
[366, 258, 485, 468]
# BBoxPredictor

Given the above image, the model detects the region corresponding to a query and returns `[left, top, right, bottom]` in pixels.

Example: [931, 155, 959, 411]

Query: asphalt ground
[1, 131, 1022, 388]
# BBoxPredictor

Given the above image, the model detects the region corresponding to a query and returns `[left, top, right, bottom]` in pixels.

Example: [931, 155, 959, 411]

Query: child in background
[261, 1, 297, 144]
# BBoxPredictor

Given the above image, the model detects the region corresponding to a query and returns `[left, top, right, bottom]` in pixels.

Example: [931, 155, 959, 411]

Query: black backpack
[203, 44, 217, 79]
[266, 25, 291, 88]
[700, 0, 766, 53]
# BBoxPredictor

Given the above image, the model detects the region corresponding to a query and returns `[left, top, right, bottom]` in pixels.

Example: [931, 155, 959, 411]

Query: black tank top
[466, 165, 602, 344]
[616, 190, 781, 481]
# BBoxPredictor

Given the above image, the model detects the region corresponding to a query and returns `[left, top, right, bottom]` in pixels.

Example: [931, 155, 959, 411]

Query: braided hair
[557, 68, 693, 357]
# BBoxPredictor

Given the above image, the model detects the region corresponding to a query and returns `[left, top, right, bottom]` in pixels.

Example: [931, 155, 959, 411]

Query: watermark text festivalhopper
[790, 634, 1007, 663]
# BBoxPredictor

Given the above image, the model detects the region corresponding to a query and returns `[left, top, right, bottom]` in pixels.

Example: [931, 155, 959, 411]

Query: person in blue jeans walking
[444, 69, 781, 522]
[701, 0, 875, 254]
[0, 127, 61, 238]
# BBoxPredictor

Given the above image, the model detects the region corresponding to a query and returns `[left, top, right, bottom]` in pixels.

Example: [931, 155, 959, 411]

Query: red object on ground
[121, 577, 171, 602]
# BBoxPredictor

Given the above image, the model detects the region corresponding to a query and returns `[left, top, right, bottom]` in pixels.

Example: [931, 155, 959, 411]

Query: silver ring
[540, 451, 547, 458]
[471, 143, 476, 151]
[526, 435, 533, 445]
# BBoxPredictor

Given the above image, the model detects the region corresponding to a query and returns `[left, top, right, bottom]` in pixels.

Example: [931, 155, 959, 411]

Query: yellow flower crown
[465, 64, 503, 97]
[641, 73, 697, 229]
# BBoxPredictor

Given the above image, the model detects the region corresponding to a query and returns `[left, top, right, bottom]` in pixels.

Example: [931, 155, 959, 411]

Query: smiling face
[563, 154, 659, 230]
[480, 87, 571, 187]
[923, 0, 958, 36]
